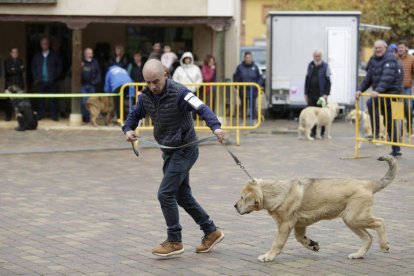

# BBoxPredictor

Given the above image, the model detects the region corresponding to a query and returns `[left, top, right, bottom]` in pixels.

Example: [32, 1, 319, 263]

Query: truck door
[327, 27, 350, 104]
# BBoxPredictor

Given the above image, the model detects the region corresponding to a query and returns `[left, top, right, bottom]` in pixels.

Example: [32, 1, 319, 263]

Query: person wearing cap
[389, 43, 404, 89]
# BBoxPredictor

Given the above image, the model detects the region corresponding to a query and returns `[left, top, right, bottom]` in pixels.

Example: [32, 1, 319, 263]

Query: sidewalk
[1, 118, 414, 275]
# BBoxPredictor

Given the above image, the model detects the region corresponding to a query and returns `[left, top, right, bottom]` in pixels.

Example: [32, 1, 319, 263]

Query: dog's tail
[374, 155, 397, 193]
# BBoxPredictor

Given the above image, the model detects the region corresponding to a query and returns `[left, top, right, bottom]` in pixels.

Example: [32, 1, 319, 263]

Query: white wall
[0, 0, 233, 17]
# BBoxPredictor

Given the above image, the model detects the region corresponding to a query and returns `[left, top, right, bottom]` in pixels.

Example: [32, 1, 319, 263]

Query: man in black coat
[31, 37, 62, 121]
[356, 40, 404, 157]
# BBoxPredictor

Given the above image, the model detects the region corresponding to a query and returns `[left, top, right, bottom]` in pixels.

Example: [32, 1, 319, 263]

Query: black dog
[6, 85, 38, 131]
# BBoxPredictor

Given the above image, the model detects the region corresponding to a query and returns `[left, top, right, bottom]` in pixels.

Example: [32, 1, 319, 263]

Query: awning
[359, 23, 391, 32]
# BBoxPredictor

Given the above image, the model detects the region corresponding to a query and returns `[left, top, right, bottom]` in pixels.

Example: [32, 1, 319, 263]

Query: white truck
[265, 11, 360, 115]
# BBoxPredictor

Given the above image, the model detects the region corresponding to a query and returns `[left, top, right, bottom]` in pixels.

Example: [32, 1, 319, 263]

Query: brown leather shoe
[151, 240, 184, 257]
[195, 229, 224, 253]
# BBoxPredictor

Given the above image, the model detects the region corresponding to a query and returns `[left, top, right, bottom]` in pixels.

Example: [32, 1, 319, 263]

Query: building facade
[0, 0, 241, 92]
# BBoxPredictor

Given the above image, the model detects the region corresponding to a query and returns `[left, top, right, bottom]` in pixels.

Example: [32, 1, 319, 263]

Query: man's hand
[125, 130, 138, 142]
[323, 94, 328, 102]
[214, 128, 225, 143]
[371, 91, 378, 98]
[355, 90, 362, 99]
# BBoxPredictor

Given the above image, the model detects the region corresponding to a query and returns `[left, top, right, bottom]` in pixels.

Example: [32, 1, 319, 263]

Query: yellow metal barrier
[354, 92, 414, 158]
[119, 82, 263, 145]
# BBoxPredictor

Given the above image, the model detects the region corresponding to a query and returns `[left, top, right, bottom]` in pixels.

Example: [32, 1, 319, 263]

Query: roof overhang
[359, 23, 391, 32]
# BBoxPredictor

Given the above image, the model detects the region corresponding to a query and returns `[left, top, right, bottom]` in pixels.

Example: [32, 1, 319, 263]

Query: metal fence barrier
[120, 82, 263, 145]
[354, 92, 414, 158]
[0, 82, 262, 145]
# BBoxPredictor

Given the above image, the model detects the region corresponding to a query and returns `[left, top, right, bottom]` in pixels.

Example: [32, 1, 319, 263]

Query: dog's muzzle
[234, 203, 251, 215]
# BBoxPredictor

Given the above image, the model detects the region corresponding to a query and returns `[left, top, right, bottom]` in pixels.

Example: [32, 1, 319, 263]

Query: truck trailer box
[266, 11, 360, 114]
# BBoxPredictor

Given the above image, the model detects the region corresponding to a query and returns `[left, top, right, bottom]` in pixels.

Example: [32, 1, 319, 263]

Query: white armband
[184, 92, 205, 110]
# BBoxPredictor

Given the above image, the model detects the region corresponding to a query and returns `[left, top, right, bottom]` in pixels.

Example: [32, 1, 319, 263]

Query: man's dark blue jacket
[233, 62, 262, 97]
[31, 50, 62, 84]
[359, 52, 403, 94]
[122, 79, 221, 150]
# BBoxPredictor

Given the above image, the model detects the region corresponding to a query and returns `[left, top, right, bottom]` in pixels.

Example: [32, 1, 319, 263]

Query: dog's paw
[327, 135, 332, 139]
[306, 137, 314, 141]
[309, 240, 319, 251]
[380, 243, 390, 253]
[258, 253, 275, 262]
[347, 252, 364, 259]
[315, 135, 322, 139]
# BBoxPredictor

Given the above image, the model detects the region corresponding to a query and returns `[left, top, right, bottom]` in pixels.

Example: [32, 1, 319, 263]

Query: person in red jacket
[201, 54, 216, 109]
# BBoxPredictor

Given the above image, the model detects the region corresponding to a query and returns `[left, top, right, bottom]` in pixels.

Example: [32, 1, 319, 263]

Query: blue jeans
[81, 85, 95, 121]
[367, 97, 401, 153]
[239, 86, 258, 126]
[159, 146, 216, 242]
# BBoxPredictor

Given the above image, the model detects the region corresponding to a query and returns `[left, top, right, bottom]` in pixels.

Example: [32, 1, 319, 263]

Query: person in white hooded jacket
[172, 51, 202, 92]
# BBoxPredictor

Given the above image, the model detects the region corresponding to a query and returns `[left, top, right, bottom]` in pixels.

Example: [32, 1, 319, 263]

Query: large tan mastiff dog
[86, 96, 115, 127]
[234, 155, 397, 262]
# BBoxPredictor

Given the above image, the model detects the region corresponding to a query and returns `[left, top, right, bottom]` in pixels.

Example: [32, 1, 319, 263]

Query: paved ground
[1, 118, 414, 275]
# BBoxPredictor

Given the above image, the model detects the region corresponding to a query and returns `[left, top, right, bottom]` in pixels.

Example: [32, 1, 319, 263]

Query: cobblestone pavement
[1, 119, 414, 275]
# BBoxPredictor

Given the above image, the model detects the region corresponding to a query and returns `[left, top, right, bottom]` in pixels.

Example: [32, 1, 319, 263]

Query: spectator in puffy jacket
[172, 51, 202, 93]
[81, 48, 101, 123]
[233, 51, 262, 120]
[356, 40, 404, 157]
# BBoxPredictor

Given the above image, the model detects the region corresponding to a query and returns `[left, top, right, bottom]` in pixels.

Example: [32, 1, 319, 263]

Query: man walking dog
[122, 59, 225, 257]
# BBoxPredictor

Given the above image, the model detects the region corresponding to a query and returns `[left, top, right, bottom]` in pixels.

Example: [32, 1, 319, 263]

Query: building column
[66, 21, 88, 126]
[208, 20, 232, 82]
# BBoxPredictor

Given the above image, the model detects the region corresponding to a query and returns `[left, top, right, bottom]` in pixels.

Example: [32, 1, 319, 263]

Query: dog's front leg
[325, 124, 332, 139]
[258, 221, 294, 262]
[315, 125, 322, 139]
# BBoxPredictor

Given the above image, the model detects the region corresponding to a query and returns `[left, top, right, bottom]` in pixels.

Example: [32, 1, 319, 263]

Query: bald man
[122, 59, 225, 257]
[356, 40, 404, 157]
[304, 50, 332, 138]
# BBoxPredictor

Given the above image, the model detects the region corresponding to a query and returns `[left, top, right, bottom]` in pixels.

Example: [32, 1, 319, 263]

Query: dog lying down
[234, 155, 396, 262]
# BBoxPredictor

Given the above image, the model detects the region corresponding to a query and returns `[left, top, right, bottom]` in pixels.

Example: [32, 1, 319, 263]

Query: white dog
[347, 109, 372, 136]
[347, 109, 387, 148]
[347, 109, 386, 139]
[298, 102, 339, 140]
